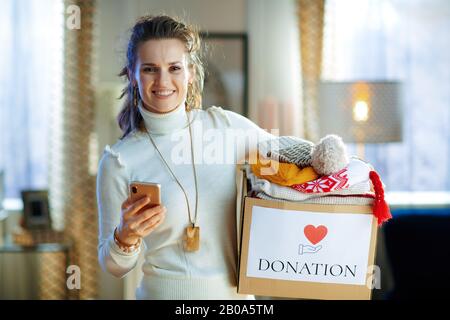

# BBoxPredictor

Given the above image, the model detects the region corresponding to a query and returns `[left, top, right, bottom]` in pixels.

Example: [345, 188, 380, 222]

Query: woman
[97, 15, 273, 300]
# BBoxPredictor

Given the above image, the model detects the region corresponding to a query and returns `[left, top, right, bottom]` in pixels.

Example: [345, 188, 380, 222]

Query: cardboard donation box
[236, 168, 378, 300]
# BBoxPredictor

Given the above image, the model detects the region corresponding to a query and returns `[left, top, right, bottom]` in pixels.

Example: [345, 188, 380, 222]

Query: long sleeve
[224, 109, 274, 140]
[96, 146, 142, 278]
[222, 109, 276, 163]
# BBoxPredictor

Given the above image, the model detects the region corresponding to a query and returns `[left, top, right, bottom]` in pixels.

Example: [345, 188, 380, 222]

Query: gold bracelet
[113, 227, 142, 254]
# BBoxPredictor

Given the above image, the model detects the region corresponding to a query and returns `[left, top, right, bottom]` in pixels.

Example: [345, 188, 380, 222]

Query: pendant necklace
[145, 110, 200, 252]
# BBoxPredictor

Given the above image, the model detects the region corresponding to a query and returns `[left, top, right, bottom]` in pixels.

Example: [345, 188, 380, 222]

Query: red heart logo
[304, 225, 328, 245]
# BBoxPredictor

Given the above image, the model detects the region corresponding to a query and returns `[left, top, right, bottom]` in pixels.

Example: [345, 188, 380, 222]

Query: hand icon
[298, 244, 322, 255]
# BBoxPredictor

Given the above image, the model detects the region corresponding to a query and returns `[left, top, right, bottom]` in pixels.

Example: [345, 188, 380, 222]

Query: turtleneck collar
[138, 102, 189, 135]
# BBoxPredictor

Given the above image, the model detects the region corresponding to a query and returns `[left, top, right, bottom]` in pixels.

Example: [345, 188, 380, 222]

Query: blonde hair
[117, 15, 204, 138]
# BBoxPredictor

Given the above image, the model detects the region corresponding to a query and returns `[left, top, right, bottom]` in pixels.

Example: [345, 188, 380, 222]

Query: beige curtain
[297, 0, 325, 142]
[49, 0, 98, 299]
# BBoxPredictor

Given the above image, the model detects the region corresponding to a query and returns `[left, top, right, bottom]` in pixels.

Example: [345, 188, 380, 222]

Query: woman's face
[133, 38, 193, 113]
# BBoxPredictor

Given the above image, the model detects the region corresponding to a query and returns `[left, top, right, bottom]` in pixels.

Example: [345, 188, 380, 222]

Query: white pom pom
[311, 134, 349, 175]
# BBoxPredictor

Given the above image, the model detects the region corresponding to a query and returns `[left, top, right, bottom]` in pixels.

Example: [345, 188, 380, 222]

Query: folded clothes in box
[235, 152, 391, 299]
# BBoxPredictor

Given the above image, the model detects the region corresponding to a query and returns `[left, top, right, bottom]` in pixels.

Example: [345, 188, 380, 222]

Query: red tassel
[369, 171, 392, 226]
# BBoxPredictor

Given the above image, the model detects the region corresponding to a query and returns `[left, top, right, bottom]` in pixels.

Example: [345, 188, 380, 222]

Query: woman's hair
[117, 15, 205, 138]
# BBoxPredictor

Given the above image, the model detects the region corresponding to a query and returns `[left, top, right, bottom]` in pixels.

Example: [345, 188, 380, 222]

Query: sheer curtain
[323, 0, 450, 191]
[0, 0, 63, 199]
[0, 0, 63, 300]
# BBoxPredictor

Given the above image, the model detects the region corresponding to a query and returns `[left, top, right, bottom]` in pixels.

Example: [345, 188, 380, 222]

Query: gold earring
[186, 83, 193, 110]
[133, 86, 138, 107]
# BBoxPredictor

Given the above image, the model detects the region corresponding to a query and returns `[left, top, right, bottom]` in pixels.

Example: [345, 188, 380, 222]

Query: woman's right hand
[116, 196, 167, 246]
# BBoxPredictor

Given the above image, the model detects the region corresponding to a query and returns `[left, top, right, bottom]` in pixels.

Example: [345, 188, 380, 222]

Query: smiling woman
[134, 39, 194, 114]
[116, 15, 205, 138]
[96, 15, 274, 300]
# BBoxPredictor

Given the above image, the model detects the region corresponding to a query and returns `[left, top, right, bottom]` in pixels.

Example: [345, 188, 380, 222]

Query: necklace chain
[145, 111, 199, 227]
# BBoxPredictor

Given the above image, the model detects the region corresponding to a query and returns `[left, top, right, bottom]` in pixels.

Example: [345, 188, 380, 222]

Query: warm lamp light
[353, 100, 369, 122]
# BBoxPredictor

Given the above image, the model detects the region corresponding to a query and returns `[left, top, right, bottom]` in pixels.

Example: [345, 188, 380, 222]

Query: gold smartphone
[129, 181, 161, 209]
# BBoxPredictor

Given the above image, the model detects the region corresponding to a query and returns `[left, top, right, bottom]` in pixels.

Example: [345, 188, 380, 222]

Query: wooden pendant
[185, 226, 200, 252]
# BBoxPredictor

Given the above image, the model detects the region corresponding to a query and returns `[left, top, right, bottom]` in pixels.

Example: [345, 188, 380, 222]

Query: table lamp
[318, 81, 403, 158]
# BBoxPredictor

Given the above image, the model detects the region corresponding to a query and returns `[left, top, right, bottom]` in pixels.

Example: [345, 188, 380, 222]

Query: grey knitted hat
[257, 134, 349, 175]
[258, 136, 314, 168]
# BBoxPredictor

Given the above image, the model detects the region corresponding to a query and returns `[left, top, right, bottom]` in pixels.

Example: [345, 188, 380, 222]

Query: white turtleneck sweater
[97, 104, 273, 300]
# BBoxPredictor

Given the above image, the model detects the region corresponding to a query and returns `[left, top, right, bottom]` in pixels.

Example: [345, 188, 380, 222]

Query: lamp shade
[318, 81, 403, 143]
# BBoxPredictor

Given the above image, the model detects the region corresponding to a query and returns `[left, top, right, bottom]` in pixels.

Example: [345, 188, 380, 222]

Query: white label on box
[246, 206, 373, 285]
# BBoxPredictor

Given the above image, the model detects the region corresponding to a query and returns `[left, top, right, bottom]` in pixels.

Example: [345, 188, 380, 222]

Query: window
[322, 0, 450, 191]
[0, 0, 63, 199]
